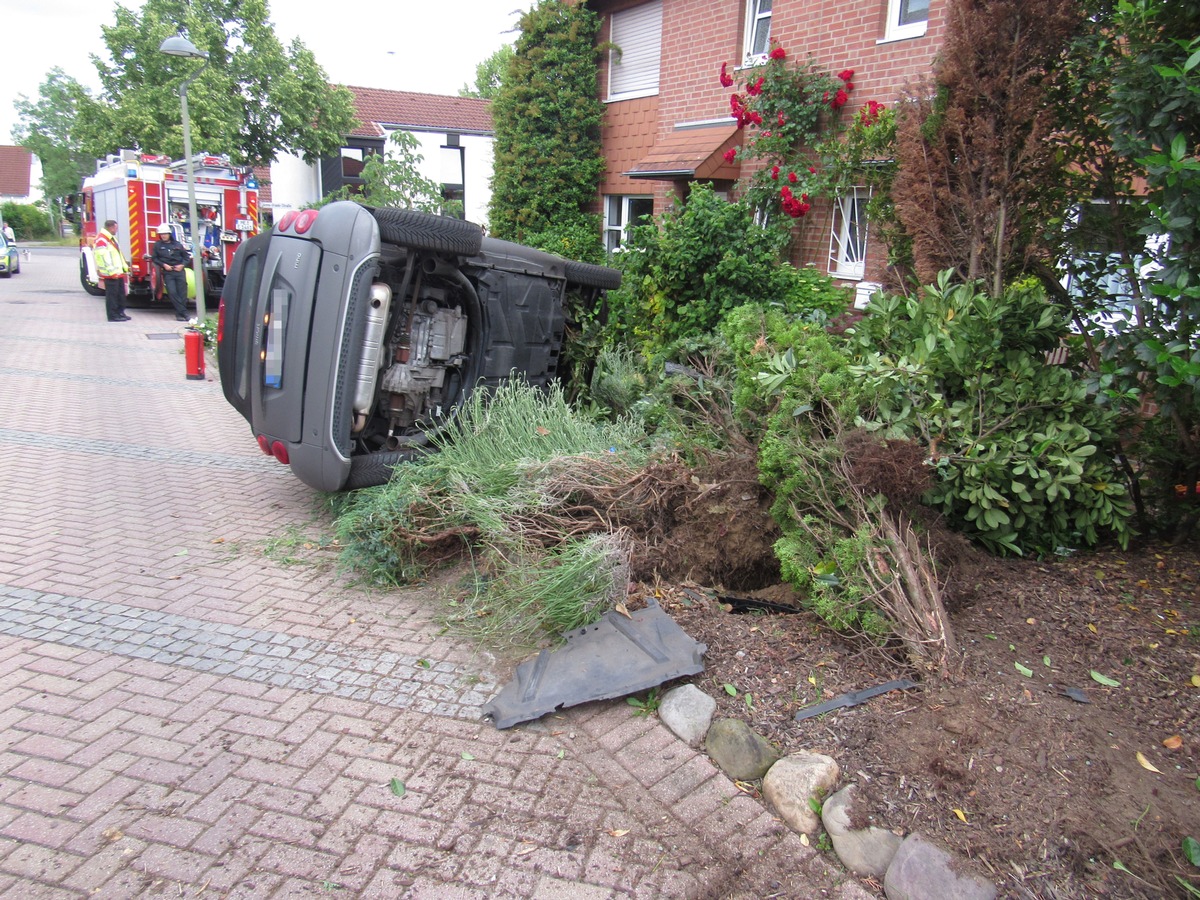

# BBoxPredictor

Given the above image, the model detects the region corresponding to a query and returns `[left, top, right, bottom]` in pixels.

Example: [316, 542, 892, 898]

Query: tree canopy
[11, 69, 99, 229]
[15, 0, 356, 177]
[82, 0, 356, 167]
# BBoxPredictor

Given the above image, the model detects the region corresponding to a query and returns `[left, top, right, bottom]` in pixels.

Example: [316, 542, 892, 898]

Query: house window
[440, 138, 466, 219]
[608, 0, 663, 101]
[744, 0, 773, 65]
[829, 187, 870, 279]
[340, 147, 365, 179]
[882, 0, 930, 42]
[604, 195, 655, 253]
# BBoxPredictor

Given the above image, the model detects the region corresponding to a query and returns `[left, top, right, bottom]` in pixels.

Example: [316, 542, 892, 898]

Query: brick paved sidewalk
[0, 251, 871, 898]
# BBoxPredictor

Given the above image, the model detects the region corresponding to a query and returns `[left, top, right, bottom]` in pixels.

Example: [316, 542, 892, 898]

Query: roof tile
[345, 86, 492, 136]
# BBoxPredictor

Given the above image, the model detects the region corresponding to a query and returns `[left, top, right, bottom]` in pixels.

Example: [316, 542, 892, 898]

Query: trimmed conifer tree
[488, 0, 607, 263]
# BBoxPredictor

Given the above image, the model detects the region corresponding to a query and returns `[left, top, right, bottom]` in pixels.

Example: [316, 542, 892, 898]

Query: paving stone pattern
[0, 251, 867, 898]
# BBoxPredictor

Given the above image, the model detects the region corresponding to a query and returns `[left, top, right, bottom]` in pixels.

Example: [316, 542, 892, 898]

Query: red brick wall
[593, 0, 946, 284]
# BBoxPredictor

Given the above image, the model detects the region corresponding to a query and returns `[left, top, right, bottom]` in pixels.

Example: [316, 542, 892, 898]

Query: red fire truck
[79, 150, 259, 305]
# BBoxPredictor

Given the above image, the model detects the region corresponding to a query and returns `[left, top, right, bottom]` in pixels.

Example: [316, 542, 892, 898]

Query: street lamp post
[159, 35, 210, 324]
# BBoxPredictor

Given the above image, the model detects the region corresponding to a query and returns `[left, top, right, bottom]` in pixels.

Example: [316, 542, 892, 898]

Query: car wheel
[80, 257, 105, 296]
[345, 448, 423, 490]
[565, 260, 622, 291]
[367, 207, 482, 257]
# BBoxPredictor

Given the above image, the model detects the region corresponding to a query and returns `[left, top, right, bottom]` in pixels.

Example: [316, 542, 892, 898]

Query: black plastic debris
[719, 594, 802, 615]
[481, 600, 706, 729]
[794, 678, 920, 722]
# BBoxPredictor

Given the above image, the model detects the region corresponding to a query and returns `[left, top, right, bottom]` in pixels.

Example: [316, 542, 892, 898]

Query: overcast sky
[2, 0, 521, 144]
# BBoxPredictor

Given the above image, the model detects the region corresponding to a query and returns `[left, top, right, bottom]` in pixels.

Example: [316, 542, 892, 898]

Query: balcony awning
[625, 124, 741, 180]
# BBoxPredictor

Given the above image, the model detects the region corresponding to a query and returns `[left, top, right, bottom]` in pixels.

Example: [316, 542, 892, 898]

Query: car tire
[80, 258, 105, 296]
[565, 260, 622, 291]
[367, 207, 482, 257]
[345, 448, 423, 490]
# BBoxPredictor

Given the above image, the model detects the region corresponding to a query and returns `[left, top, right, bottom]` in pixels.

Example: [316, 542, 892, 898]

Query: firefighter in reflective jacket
[95, 219, 131, 322]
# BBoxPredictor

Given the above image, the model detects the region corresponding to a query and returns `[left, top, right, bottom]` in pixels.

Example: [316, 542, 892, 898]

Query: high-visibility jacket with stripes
[94, 228, 129, 279]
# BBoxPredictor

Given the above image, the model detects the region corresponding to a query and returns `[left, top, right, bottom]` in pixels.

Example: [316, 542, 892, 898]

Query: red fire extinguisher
[185, 328, 206, 380]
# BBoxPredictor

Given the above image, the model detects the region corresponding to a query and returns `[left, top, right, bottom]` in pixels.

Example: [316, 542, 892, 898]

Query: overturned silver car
[217, 202, 620, 491]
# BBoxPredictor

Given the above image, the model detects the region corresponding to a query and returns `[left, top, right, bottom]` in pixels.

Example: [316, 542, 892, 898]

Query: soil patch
[631, 451, 1200, 899]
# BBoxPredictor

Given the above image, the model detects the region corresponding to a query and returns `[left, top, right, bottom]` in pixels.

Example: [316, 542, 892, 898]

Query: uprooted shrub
[771, 426, 958, 675]
[751, 346, 957, 670]
[334, 379, 651, 647]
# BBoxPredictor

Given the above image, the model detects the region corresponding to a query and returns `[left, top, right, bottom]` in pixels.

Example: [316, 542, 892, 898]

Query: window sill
[877, 23, 928, 44]
[830, 267, 867, 281]
[606, 88, 660, 103]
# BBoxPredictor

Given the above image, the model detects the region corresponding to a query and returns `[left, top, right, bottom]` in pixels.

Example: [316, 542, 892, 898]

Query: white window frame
[604, 194, 655, 253]
[880, 0, 929, 43]
[829, 187, 870, 280]
[607, 1, 663, 101]
[743, 0, 773, 66]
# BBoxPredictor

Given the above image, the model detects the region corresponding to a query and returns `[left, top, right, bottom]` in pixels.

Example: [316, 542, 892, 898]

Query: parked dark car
[217, 201, 620, 492]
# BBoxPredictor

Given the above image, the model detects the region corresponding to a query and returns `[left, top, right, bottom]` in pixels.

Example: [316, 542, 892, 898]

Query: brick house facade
[590, 0, 945, 296]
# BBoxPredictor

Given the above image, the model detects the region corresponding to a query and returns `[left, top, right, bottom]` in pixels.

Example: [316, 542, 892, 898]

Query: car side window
[231, 252, 261, 402]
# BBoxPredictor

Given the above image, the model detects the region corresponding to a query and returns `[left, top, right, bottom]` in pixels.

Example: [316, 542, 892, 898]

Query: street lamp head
[159, 35, 209, 59]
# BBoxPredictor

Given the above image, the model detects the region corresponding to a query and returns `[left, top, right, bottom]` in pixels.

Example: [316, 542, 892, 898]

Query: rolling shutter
[609, 1, 663, 99]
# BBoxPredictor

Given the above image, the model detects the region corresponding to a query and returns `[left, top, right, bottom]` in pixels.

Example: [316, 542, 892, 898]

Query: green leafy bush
[850, 272, 1133, 555]
[604, 184, 849, 358]
[719, 304, 863, 436]
[1, 203, 53, 240]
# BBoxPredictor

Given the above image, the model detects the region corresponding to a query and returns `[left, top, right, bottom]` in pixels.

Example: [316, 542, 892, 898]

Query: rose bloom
[723, 147, 738, 163]
[746, 76, 765, 96]
[787, 171, 797, 183]
[777, 111, 787, 126]
[770, 165, 780, 180]
[838, 69, 855, 82]
[720, 62, 734, 88]
[769, 47, 786, 60]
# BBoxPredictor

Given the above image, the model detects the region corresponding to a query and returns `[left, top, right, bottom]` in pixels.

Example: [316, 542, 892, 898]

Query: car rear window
[263, 285, 291, 389]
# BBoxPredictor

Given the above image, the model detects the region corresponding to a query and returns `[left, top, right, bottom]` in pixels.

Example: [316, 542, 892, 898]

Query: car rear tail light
[293, 209, 319, 234]
[275, 209, 318, 235]
[216, 299, 226, 345]
[271, 441, 290, 464]
[256, 434, 271, 454]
